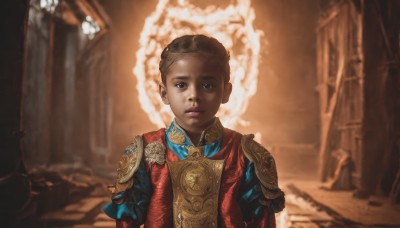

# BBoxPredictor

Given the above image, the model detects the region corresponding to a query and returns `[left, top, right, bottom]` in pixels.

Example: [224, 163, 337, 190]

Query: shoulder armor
[112, 135, 144, 195]
[241, 134, 284, 199]
[145, 142, 166, 165]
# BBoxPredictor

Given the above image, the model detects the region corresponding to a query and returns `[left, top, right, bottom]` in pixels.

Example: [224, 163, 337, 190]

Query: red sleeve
[257, 209, 276, 228]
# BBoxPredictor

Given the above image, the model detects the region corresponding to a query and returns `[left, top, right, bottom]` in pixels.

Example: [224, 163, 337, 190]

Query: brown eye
[175, 82, 186, 89]
[202, 83, 213, 89]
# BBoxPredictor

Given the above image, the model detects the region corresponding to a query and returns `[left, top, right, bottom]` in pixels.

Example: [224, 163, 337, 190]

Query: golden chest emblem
[167, 146, 224, 228]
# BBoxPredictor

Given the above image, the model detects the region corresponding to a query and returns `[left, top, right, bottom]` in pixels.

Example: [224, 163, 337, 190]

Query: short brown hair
[159, 34, 230, 84]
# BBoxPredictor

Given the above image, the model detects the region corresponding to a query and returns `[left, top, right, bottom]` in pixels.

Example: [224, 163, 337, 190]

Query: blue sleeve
[102, 161, 152, 223]
[239, 158, 265, 221]
[239, 158, 284, 221]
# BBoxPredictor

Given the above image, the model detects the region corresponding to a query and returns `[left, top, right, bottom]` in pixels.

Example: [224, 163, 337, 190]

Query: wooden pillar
[0, 0, 31, 225]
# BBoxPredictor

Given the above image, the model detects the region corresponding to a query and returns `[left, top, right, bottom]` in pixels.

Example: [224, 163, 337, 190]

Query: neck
[187, 132, 201, 146]
[175, 118, 216, 146]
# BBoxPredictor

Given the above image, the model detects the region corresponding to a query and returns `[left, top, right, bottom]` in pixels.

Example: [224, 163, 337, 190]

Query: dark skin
[159, 54, 232, 145]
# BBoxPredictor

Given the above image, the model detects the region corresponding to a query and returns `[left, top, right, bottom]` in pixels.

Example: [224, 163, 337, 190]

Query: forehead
[167, 53, 223, 76]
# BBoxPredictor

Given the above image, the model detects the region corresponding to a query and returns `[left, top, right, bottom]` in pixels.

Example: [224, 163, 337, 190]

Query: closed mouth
[185, 108, 203, 114]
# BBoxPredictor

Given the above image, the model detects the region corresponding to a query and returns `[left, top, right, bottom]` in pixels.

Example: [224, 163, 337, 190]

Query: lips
[185, 107, 203, 116]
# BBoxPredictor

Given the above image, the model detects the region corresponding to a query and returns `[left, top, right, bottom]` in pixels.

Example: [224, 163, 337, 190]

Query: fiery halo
[134, 0, 263, 129]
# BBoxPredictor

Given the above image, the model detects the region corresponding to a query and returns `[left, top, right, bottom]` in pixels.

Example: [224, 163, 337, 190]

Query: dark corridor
[1, 0, 400, 227]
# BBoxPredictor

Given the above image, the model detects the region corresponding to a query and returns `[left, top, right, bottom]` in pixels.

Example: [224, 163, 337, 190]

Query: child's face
[159, 54, 232, 133]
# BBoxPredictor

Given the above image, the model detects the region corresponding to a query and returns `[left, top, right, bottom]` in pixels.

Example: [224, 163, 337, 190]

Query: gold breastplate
[167, 146, 224, 228]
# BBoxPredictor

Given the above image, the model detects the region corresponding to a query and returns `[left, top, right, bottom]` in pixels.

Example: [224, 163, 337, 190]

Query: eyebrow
[170, 75, 218, 80]
[171, 76, 189, 80]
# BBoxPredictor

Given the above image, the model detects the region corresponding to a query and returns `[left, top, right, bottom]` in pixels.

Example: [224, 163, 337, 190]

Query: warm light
[81, 16, 101, 39]
[134, 0, 263, 129]
[40, 0, 59, 13]
[276, 209, 289, 228]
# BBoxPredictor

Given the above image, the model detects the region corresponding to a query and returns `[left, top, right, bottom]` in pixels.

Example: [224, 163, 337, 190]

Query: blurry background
[19, 0, 321, 175]
[1, 0, 399, 227]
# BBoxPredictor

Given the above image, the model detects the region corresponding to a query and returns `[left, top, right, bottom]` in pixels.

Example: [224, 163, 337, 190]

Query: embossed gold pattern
[168, 125, 186, 145]
[203, 119, 223, 144]
[168, 118, 223, 146]
[186, 146, 203, 159]
[168, 146, 224, 228]
[111, 136, 144, 197]
[241, 134, 284, 199]
[145, 142, 166, 165]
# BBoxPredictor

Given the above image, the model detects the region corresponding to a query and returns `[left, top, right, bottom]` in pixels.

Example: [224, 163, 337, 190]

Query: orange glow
[134, 0, 263, 129]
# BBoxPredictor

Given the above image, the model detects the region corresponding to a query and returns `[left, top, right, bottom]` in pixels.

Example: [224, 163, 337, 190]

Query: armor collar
[165, 118, 224, 159]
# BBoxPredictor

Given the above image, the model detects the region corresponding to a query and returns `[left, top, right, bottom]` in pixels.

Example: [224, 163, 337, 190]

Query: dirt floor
[15, 159, 400, 228]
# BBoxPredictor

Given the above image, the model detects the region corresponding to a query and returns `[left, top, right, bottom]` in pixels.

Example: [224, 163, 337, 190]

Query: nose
[188, 94, 200, 102]
[188, 85, 200, 102]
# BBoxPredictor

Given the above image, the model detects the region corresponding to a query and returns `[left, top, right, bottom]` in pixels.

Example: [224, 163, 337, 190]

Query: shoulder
[240, 134, 275, 173]
[111, 129, 167, 195]
[111, 135, 144, 196]
[223, 128, 243, 142]
[118, 135, 145, 181]
[142, 128, 165, 142]
[241, 134, 272, 161]
[141, 128, 167, 165]
[241, 134, 284, 200]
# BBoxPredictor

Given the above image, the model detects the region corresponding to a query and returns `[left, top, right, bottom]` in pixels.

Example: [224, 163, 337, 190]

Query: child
[103, 34, 285, 227]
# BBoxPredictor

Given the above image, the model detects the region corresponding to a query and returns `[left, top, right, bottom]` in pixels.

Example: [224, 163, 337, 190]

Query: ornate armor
[241, 134, 284, 200]
[104, 119, 284, 227]
[111, 136, 144, 198]
[145, 142, 166, 165]
[167, 146, 224, 228]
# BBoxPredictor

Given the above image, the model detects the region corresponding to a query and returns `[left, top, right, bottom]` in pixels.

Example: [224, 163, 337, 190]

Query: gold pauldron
[167, 146, 224, 228]
[241, 134, 283, 199]
[111, 135, 144, 196]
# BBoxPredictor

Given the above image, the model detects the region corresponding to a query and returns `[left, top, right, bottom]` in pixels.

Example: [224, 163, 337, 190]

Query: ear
[159, 82, 169, 104]
[222, 82, 232, 104]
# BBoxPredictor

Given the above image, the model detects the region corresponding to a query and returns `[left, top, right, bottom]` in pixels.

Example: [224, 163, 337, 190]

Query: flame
[134, 0, 263, 129]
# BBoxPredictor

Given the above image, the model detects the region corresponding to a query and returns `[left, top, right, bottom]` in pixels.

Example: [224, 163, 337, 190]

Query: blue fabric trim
[103, 200, 138, 220]
[102, 161, 151, 223]
[239, 158, 266, 221]
[166, 137, 187, 160]
[165, 121, 222, 159]
[203, 140, 222, 158]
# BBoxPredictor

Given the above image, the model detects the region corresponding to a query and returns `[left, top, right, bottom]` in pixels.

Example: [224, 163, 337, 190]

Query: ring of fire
[134, 0, 263, 129]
